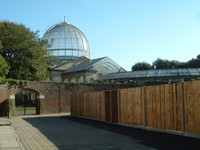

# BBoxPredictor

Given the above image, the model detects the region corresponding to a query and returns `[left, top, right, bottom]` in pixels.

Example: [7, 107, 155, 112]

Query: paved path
[11, 114, 68, 150]
[0, 117, 22, 150]
[10, 114, 200, 150]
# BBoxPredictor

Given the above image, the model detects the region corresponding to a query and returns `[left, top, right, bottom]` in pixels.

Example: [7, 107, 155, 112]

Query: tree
[153, 58, 170, 69]
[197, 54, 200, 60]
[0, 42, 10, 78]
[152, 58, 183, 69]
[0, 56, 10, 78]
[132, 62, 153, 71]
[132, 54, 200, 71]
[0, 21, 52, 81]
[185, 58, 200, 68]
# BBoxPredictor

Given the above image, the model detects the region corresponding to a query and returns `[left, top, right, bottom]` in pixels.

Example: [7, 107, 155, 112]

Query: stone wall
[0, 82, 136, 114]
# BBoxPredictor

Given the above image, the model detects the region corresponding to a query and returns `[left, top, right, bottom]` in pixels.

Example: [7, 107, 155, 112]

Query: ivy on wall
[0, 78, 29, 87]
[0, 99, 16, 118]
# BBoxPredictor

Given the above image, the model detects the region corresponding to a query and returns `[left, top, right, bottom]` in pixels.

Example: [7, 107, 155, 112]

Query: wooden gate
[105, 90, 118, 123]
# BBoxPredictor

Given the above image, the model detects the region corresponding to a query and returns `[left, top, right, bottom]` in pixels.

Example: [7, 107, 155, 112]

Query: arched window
[64, 78, 69, 83]
[78, 76, 84, 83]
[70, 77, 76, 83]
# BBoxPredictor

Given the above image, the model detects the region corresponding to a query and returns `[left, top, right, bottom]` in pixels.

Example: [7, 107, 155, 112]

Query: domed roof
[43, 21, 90, 63]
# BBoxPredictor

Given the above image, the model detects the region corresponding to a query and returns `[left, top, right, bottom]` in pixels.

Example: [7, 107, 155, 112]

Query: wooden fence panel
[119, 87, 144, 125]
[70, 91, 104, 120]
[70, 80, 200, 135]
[95, 91, 104, 120]
[184, 80, 200, 133]
[145, 83, 182, 131]
[119, 89, 129, 124]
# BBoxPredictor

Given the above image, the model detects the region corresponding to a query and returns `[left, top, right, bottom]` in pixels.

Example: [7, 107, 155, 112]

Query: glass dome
[43, 21, 90, 63]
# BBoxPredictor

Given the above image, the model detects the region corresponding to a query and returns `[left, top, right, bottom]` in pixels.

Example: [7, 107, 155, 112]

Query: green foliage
[153, 58, 184, 69]
[132, 54, 200, 71]
[132, 62, 153, 71]
[184, 58, 200, 68]
[0, 78, 29, 87]
[0, 21, 53, 81]
[0, 55, 10, 77]
[1, 99, 16, 118]
[0, 41, 10, 77]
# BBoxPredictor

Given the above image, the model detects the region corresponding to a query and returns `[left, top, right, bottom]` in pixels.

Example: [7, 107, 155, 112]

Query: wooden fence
[70, 80, 200, 135]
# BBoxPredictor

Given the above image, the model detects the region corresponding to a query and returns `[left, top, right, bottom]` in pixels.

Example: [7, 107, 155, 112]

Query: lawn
[15, 106, 36, 111]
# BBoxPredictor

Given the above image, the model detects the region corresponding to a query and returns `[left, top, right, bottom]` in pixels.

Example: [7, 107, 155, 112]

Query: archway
[15, 89, 39, 115]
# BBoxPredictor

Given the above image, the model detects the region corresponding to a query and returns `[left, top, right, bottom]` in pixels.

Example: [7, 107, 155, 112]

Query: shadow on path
[22, 115, 200, 150]
[62, 116, 200, 150]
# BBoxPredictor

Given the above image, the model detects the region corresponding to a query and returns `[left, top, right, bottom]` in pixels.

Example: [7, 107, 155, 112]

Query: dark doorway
[104, 90, 119, 123]
[15, 89, 39, 115]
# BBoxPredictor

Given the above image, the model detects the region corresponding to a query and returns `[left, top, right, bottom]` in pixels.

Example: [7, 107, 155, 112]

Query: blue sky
[1, 0, 200, 70]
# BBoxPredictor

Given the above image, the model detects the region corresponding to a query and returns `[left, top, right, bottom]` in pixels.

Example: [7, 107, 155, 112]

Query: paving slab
[0, 117, 11, 126]
[0, 125, 22, 150]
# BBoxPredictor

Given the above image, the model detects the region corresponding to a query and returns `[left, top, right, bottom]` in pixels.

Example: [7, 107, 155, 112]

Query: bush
[1, 99, 16, 118]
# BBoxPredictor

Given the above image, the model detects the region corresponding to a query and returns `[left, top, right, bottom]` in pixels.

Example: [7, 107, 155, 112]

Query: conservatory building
[43, 20, 125, 82]
[43, 20, 90, 64]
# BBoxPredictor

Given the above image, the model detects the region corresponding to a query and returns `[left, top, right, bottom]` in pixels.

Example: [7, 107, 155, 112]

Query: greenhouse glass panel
[159, 69, 170, 76]
[138, 70, 149, 77]
[179, 69, 189, 76]
[188, 68, 200, 75]
[73, 51, 78, 56]
[52, 50, 59, 56]
[59, 50, 65, 56]
[148, 70, 159, 77]
[42, 21, 90, 62]
[79, 51, 84, 57]
[170, 69, 179, 76]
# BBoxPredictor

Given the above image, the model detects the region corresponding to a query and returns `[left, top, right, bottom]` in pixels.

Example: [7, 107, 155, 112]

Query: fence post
[180, 82, 185, 132]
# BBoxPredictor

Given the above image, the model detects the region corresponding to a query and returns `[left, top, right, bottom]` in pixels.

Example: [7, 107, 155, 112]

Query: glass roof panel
[148, 70, 159, 77]
[99, 68, 200, 81]
[158, 69, 170, 76]
[138, 70, 150, 77]
[179, 69, 190, 76]
[188, 68, 200, 75]
[170, 69, 179, 76]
